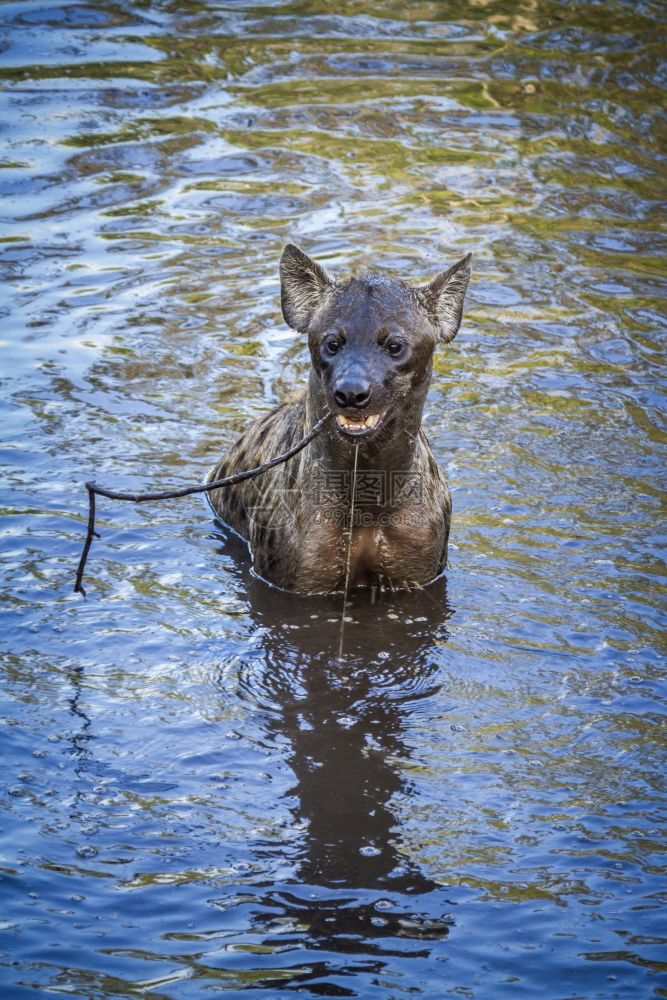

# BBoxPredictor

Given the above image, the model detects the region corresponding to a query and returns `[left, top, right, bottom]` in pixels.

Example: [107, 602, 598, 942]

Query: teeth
[336, 412, 382, 433]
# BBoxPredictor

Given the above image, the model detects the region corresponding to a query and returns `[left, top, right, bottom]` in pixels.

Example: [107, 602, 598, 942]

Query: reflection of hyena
[207, 244, 471, 594]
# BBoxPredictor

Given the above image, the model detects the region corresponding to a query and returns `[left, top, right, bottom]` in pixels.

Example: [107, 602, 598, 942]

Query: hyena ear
[280, 243, 333, 332]
[419, 253, 472, 344]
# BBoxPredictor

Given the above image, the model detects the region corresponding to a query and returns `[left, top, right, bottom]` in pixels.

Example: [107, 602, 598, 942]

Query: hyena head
[279, 243, 471, 456]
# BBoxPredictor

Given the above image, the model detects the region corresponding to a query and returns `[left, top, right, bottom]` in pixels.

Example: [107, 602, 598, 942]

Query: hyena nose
[333, 378, 372, 410]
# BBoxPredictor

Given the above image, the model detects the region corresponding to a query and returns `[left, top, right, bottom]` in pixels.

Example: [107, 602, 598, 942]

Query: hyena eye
[385, 339, 405, 358]
[324, 336, 342, 355]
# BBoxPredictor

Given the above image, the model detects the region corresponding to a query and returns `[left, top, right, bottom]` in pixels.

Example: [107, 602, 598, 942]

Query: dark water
[1, 1, 666, 996]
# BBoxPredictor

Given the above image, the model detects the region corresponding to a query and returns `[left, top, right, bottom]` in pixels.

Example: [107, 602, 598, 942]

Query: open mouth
[335, 410, 385, 436]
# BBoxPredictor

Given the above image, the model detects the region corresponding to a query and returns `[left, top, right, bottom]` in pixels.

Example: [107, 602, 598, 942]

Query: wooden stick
[74, 412, 331, 596]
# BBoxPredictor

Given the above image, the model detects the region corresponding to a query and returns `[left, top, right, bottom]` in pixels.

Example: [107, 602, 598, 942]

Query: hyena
[207, 244, 471, 594]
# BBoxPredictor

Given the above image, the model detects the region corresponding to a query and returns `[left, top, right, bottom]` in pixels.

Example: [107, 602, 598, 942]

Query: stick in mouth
[336, 411, 384, 435]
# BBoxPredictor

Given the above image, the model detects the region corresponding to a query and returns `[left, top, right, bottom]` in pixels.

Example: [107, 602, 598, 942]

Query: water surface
[1, 1, 666, 997]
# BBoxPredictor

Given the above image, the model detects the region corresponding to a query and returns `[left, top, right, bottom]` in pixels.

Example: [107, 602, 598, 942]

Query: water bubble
[374, 898, 394, 910]
[32, 750, 47, 759]
[450, 725, 466, 733]
[76, 845, 98, 859]
[359, 845, 381, 857]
